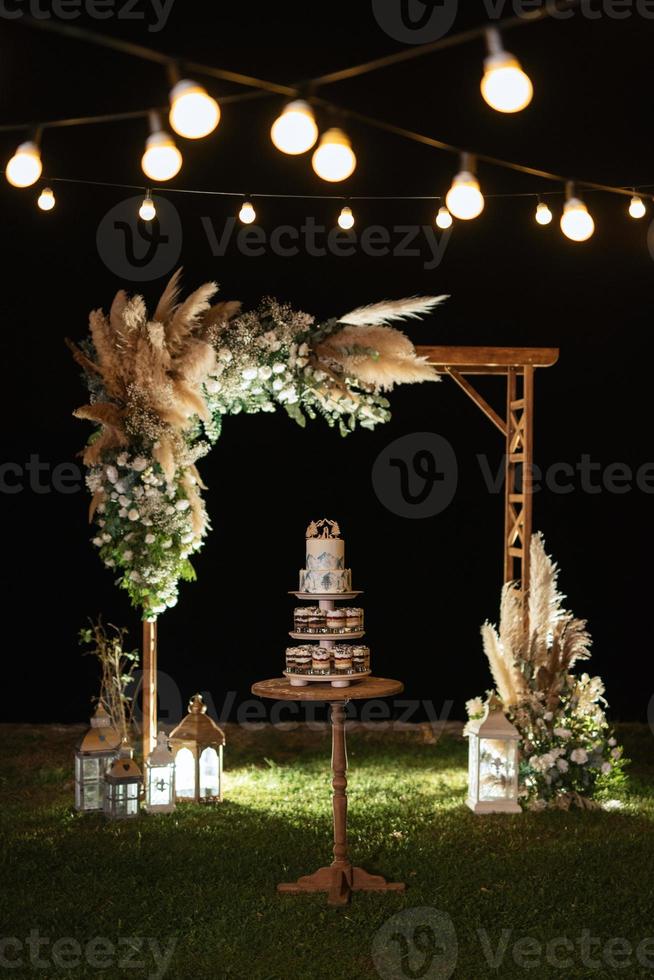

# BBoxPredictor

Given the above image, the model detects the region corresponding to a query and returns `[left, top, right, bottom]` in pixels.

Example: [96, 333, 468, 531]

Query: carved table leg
[277, 701, 405, 906]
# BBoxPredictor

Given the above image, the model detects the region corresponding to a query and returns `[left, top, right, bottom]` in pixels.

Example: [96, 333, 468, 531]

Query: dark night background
[1, 1, 652, 725]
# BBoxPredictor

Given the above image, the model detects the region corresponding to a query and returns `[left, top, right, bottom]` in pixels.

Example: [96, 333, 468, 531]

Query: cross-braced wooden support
[416, 347, 558, 595]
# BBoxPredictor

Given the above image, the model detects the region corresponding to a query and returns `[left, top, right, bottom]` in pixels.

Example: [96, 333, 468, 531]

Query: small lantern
[104, 738, 142, 819]
[466, 706, 521, 814]
[169, 694, 225, 803]
[74, 703, 120, 812]
[144, 731, 176, 814]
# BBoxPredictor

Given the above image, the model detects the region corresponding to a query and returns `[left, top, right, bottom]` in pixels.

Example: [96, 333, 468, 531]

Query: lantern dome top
[107, 739, 142, 782]
[79, 705, 121, 753]
[91, 703, 111, 728]
[169, 694, 226, 745]
[147, 731, 174, 766]
[466, 707, 520, 740]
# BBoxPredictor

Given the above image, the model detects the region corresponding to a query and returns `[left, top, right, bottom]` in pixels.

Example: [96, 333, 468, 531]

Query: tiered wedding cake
[287, 520, 370, 687]
[299, 519, 352, 594]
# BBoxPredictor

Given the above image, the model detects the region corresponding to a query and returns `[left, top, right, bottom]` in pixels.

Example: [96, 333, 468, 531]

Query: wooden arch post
[142, 619, 157, 758]
[415, 346, 559, 595]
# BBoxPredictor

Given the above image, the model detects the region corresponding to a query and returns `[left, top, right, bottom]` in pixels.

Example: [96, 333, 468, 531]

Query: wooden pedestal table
[251, 676, 406, 907]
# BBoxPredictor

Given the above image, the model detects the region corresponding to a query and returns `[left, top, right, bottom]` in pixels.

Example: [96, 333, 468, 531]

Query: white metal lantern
[466, 707, 521, 814]
[145, 731, 176, 814]
[74, 703, 120, 812]
[104, 738, 143, 820]
[169, 694, 225, 803]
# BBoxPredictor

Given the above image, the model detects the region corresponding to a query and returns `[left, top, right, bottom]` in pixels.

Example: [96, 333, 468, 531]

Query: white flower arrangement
[70, 274, 446, 619]
[467, 534, 628, 810]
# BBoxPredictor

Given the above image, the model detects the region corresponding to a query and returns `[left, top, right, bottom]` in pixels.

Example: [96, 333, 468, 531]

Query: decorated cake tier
[293, 606, 364, 634]
[299, 518, 353, 594]
[286, 644, 371, 675]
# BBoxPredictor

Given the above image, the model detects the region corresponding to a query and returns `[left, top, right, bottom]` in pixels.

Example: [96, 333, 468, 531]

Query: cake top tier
[306, 518, 341, 540]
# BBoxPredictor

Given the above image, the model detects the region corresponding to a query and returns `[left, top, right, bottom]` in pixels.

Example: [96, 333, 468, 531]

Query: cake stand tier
[283, 669, 371, 689]
[289, 630, 365, 641]
[290, 591, 362, 601]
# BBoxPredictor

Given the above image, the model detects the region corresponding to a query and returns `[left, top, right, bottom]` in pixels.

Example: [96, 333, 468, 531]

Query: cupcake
[312, 647, 331, 673]
[307, 607, 327, 630]
[285, 648, 298, 672]
[293, 647, 312, 672]
[351, 645, 370, 672]
[326, 608, 346, 631]
[334, 645, 352, 671]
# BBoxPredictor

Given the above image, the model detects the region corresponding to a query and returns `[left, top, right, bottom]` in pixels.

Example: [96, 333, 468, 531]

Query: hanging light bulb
[560, 182, 594, 242]
[169, 78, 220, 139]
[481, 28, 533, 113]
[142, 112, 182, 182]
[337, 205, 355, 230]
[445, 154, 484, 220]
[239, 200, 256, 224]
[435, 206, 453, 229]
[139, 192, 156, 221]
[6, 140, 42, 188]
[271, 100, 318, 155]
[37, 186, 55, 211]
[535, 200, 553, 225]
[629, 194, 646, 219]
[312, 128, 356, 182]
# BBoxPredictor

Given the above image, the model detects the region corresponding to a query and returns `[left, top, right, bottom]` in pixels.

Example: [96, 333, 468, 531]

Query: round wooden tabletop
[251, 676, 404, 701]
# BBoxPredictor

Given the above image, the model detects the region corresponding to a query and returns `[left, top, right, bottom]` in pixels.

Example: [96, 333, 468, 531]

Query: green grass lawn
[0, 722, 652, 980]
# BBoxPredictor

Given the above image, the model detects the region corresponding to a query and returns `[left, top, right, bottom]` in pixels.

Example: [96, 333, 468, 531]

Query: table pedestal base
[278, 862, 405, 907]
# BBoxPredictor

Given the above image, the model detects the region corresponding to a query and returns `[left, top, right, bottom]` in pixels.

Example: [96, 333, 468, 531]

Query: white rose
[145, 533, 156, 544]
[608, 737, 617, 747]
[272, 378, 284, 391]
[556, 758, 569, 773]
[119, 495, 129, 507]
[242, 367, 258, 381]
[119, 508, 127, 518]
[129, 570, 140, 581]
[116, 453, 128, 466]
[166, 596, 178, 608]
[132, 457, 148, 472]
[176, 499, 190, 512]
[128, 509, 140, 521]
[162, 540, 173, 550]
[611, 747, 621, 760]
[104, 559, 115, 568]
[272, 362, 285, 374]
[543, 711, 554, 721]
[114, 480, 126, 494]
[298, 343, 309, 357]
[205, 378, 221, 393]
[92, 537, 103, 547]
[258, 365, 272, 380]
[601, 762, 612, 775]
[570, 748, 588, 765]
[218, 348, 233, 363]
[553, 727, 572, 739]
[101, 533, 111, 543]
[123, 550, 133, 561]
[181, 532, 194, 543]
[106, 465, 118, 484]
[465, 697, 484, 718]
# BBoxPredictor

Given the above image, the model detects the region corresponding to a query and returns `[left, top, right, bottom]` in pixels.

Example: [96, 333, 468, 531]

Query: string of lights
[3, 8, 649, 244]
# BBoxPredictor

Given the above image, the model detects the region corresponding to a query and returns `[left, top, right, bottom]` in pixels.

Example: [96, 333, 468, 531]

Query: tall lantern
[145, 731, 176, 814]
[74, 703, 120, 812]
[169, 694, 225, 803]
[466, 707, 521, 814]
[104, 738, 143, 820]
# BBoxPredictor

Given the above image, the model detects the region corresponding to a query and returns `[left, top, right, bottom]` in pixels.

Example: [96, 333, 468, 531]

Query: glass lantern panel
[199, 747, 219, 799]
[468, 735, 479, 801]
[479, 737, 514, 800]
[83, 783, 101, 810]
[175, 747, 196, 798]
[82, 757, 100, 781]
[148, 765, 172, 807]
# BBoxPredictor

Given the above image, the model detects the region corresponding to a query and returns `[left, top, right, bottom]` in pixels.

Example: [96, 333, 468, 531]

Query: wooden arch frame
[141, 345, 559, 756]
[416, 345, 559, 593]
